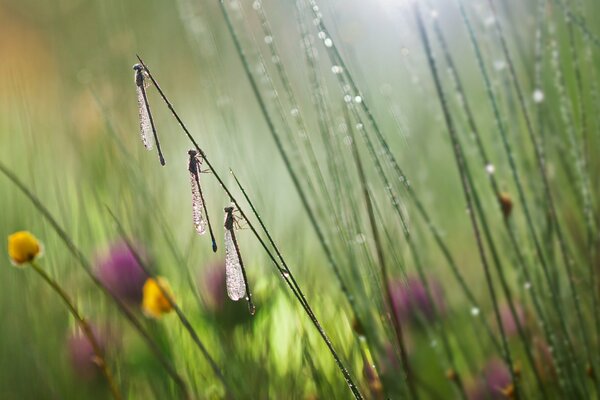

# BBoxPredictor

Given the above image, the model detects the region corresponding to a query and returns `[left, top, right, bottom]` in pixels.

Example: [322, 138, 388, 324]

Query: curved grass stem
[30, 261, 122, 400]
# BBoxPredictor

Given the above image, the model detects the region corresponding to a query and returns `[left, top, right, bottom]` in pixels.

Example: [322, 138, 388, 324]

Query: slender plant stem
[135, 52, 364, 399]
[0, 162, 190, 400]
[486, 0, 597, 393]
[304, 0, 503, 356]
[345, 108, 419, 399]
[413, 5, 521, 398]
[105, 208, 233, 398]
[30, 261, 122, 400]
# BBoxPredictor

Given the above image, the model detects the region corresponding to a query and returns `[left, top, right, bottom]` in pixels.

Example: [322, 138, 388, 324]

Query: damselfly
[224, 205, 255, 315]
[188, 149, 217, 252]
[133, 63, 165, 166]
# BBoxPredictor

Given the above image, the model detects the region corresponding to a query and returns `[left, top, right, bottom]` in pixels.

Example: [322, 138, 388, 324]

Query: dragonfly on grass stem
[224, 204, 255, 315]
[188, 149, 217, 252]
[133, 63, 165, 166]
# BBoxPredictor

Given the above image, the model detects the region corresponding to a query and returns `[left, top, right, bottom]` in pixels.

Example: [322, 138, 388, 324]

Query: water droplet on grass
[355, 233, 366, 244]
[471, 307, 480, 316]
[324, 38, 333, 47]
[485, 163, 495, 174]
[533, 89, 544, 103]
[354, 95, 362, 104]
[494, 60, 506, 71]
[264, 35, 273, 44]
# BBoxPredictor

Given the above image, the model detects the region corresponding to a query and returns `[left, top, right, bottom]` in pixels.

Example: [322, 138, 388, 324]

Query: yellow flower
[142, 277, 174, 318]
[8, 231, 43, 266]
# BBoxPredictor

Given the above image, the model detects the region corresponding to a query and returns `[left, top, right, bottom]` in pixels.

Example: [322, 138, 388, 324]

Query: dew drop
[318, 31, 327, 40]
[355, 233, 366, 244]
[533, 89, 544, 103]
[331, 65, 343, 74]
[343, 135, 353, 146]
[355, 123, 364, 130]
[430, 9, 439, 19]
[264, 35, 273, 44]
[524, 282, 532, 290]
[354, 95, 362, 104]
[484, 16, 496, 27]
[343, 94, 352, 103]
[485, 163, 495, 175]
[430, 339, 438, 348]
[494, 60, 506, 71]
[324, 38, 333, 47]
[290, 108, 300, 117]
[252, 1, 261, 10]
[471, 307, 480, 316]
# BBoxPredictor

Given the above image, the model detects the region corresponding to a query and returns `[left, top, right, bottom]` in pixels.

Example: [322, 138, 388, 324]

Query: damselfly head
[133, 63, 143, 71]
[224, 206, 234, 213]
[188, 149, 197, 157]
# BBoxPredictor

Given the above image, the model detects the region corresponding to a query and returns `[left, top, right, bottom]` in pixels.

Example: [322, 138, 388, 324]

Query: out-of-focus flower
[468, 358, 513, 400]
[498, 302, 527, 337]
[67, 325, 106, 381]
[199, 260, 227, 313]
[142, 277, 174, 318]
[95, 241, 146, 304]
[8, 231, 42, 266]
[198, 259, 256, 327]
[389, 275, 446, 324]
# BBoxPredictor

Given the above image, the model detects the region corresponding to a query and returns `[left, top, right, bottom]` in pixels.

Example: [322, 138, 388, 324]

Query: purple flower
[498, 302, 527, 337]
[198, 259, 255, 327]
[468, 358, 513, 400]
[389, 275, 445, 324]
[67, 325, 107, 381]
[95, 241, 147, 304]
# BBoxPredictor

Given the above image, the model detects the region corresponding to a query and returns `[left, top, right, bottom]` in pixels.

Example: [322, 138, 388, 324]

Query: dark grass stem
[135, 51, 364, 399]
[304, 0, 504, 356]
[205, 1, 365, 331]
[30, 261, 122, 400]
[345, 110, 419, 399]
[105, 208, 232, 398]
[229, 170, 366, 399]
[0, 162, 190, 400]
[427, 5, 562, 395]
[343, 105, 472, 399]
[487, 0, 599, 390]
[456, 1, 589, 393]
[413, 5, 521, 398]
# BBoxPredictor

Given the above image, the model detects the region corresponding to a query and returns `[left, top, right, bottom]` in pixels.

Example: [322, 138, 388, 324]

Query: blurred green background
[1, 0, 599, 398]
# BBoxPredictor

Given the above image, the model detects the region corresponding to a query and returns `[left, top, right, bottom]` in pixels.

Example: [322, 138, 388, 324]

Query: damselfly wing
[188, 150, 217, 252]
[134, 64, 153, 150]
[133, 62, 165, 166]
[224, 228, 246, 300]
[224, 206, 254, 314]
[189, 151, 206, 235]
